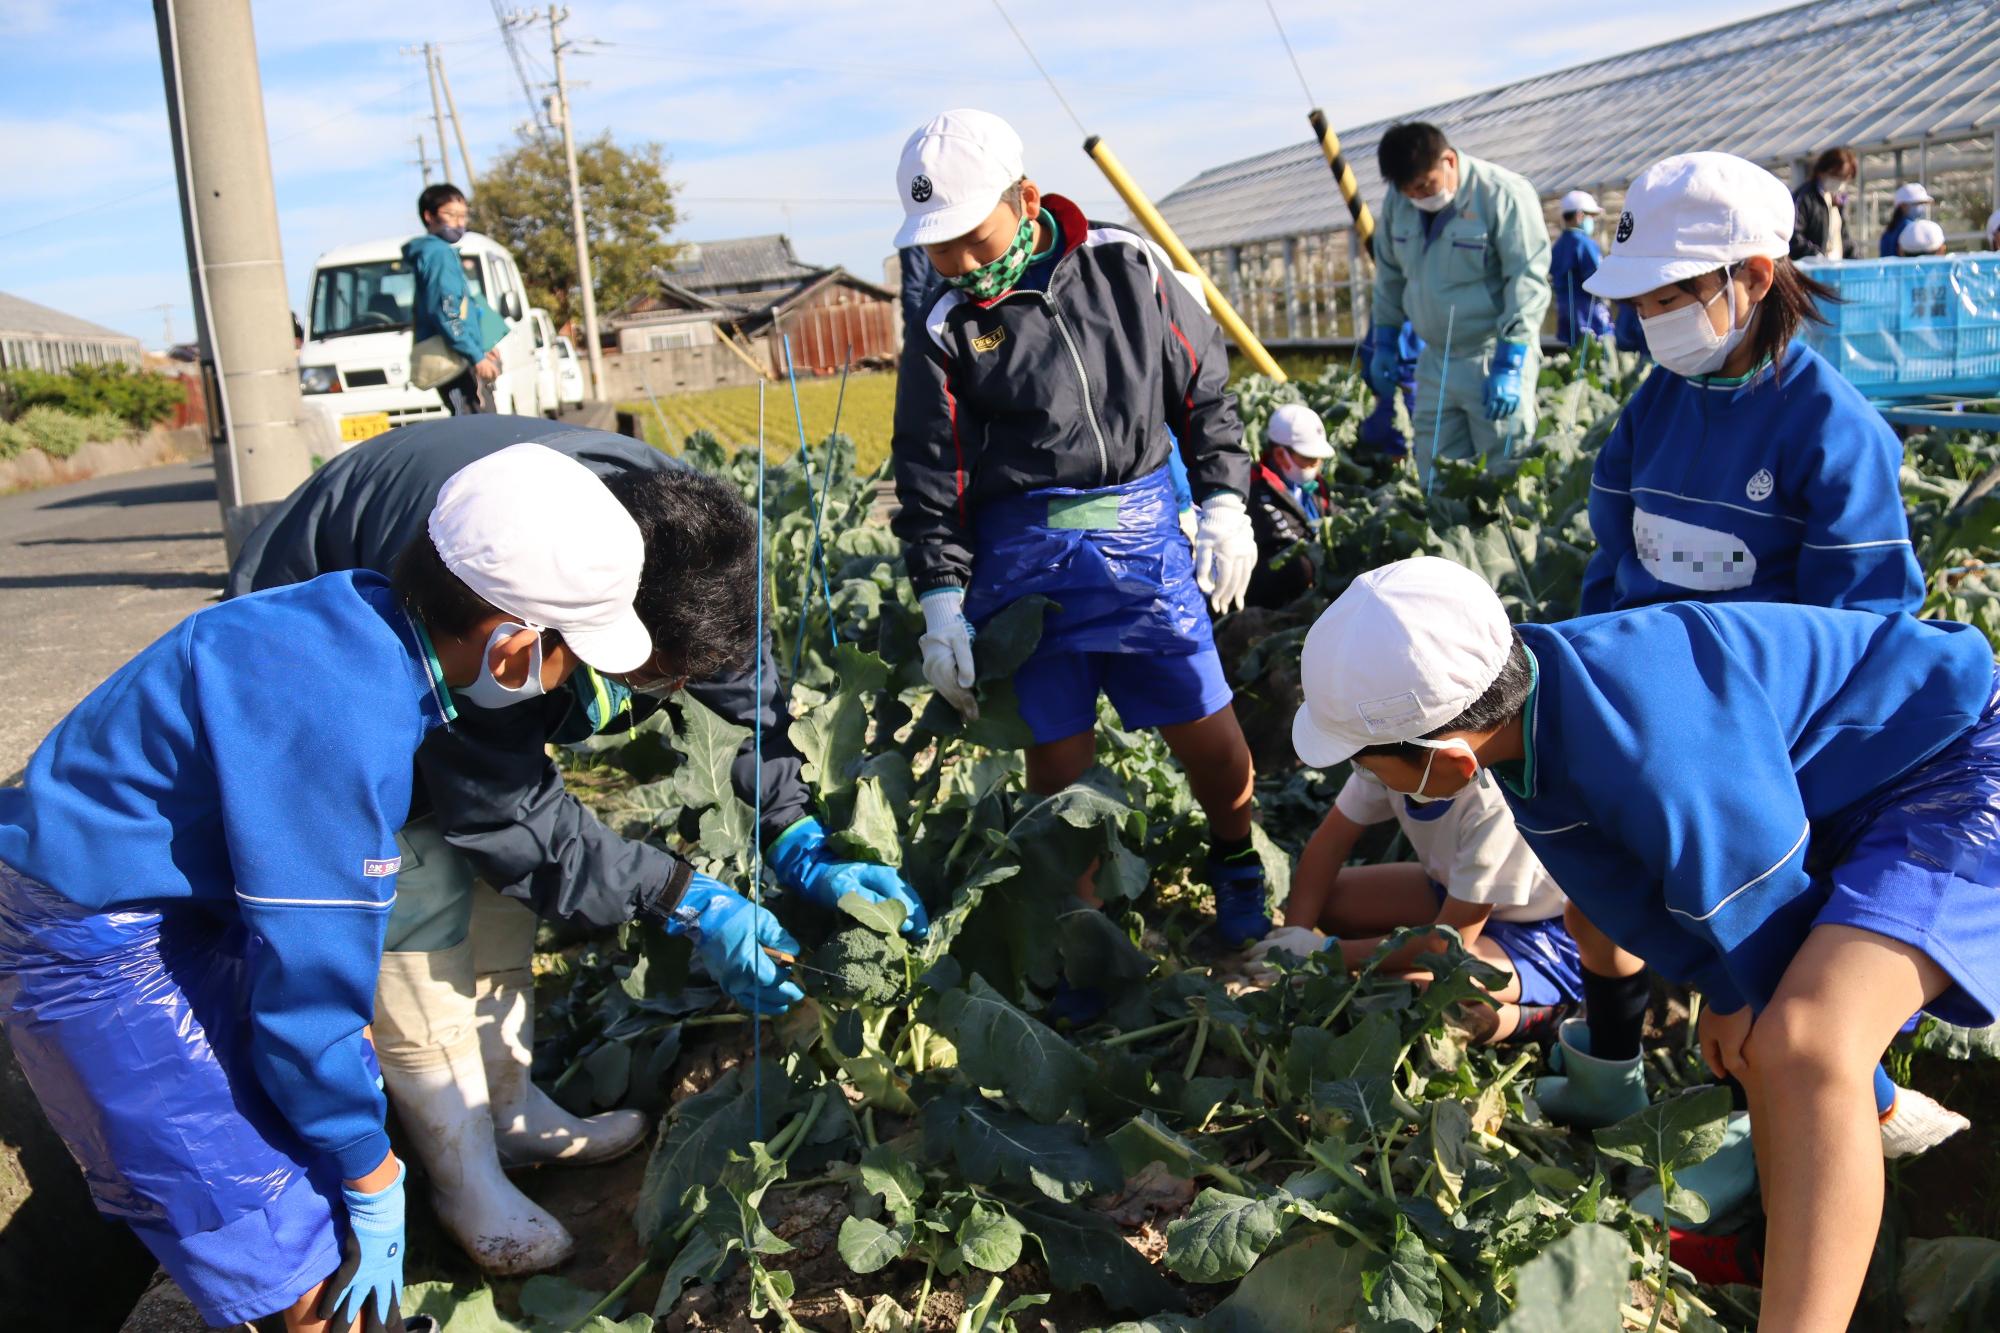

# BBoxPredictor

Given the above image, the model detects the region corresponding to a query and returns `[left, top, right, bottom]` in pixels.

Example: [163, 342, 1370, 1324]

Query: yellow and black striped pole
[1308, 109, 1374, 255]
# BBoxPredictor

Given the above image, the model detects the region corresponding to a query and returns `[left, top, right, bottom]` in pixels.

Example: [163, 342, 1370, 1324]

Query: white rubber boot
[375, 940, 575, 1274]
[1881, 1085, 1970, 1159]
[471, 891, 649, 1169]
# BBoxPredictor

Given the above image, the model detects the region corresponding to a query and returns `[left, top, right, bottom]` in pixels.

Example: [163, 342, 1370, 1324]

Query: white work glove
[1245, 925, 1330, 984]
[919, 589, 979, 721]
[1192, 492, 1256, 614]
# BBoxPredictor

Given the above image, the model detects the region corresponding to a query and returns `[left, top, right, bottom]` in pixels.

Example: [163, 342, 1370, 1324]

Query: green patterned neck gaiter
[944, 212, 1037, 300]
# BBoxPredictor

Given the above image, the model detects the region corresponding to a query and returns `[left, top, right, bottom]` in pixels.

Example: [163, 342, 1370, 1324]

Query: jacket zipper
[1037, 293, 1111, 486]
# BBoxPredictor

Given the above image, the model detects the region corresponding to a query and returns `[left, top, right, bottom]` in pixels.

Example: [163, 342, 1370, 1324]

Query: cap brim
[1292, 704, 1364, 769]
[1583, 253, 1734, 301]
[894, 198, 998, 249]
[562, 608, 653, 674]
[1286, 438, 1335, 459]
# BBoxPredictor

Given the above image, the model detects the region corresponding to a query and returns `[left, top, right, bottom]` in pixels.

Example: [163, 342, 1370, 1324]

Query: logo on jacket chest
[1745, 468, 1774, 502]
[971, 326, 1007, 353]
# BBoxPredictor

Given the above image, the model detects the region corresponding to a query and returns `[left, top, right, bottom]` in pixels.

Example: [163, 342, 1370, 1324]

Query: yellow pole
[1308, 109, 1374, 253]
[1083, 135, 1286, 382]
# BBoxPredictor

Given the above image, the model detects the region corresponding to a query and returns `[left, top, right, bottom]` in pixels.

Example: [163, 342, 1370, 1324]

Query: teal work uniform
[1371, 152, 1552, 483]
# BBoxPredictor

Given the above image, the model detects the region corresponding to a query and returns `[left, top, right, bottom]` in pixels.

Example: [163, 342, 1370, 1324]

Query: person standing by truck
[409, 184, 503, 415]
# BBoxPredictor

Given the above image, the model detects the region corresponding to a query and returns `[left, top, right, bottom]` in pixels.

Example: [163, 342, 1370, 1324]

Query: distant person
[1612, 301, 1647, 361]
[1879, 183, 1935, 257]
[1366, 122, 1551, 485]
[1987, 209, 2000, 251]
[1356, 322, 1421, 458]
[1549, 189, 1613, 347]
[1246, 403, 1331, 609]
[897, 244, 941, 341]
[1790, 147, 1857, 260]
[292, 311, 304, 350]
[409, 183, 502, 415]
[1897, 218, 1948, 258]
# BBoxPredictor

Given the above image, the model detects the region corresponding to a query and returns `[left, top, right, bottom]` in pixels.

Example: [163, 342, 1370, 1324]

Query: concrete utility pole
[415, 132, 433, 183]
[547, 5, 605, 398]
[434, 48, 477, 192]
[422, 43, 453, 188]
[154, 0, 313, 556]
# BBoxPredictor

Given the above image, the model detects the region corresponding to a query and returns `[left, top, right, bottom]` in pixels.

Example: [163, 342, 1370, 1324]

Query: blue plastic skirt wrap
[0, 864, 340, 1324]
[960, 463, 1212, 658]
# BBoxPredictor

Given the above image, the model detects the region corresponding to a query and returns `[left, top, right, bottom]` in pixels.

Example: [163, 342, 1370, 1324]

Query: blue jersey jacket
[1503, 604, 1993, 1015]
[0, 571, 450, 1178]
[405, 233, 495, 364]
[1581, 341, 1921, 617]
[1549, 228, 1612, 345]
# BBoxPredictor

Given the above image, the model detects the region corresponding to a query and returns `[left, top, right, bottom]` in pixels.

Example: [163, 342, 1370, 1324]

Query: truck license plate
[340, 413, 391, 444]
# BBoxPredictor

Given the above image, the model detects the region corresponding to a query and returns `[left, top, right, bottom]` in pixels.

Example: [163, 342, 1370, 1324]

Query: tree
[474, 131, 681, 331]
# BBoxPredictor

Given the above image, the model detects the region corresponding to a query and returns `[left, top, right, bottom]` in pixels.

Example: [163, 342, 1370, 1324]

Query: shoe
[1668, 1227, 1762, 1287]
[1508, 1001, 1578, 1045]
[1207, 849, 1273, 947]
[1532, 1018, 1648, 1129]
[1634, 1109, 1757, 1227]
[478, 965, 649, 1169]
[375, 943, 576, 1275]
[1880, 1085, 1970, 1159]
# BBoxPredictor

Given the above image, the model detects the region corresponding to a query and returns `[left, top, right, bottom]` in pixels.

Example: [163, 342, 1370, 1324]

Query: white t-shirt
[1334, 772, 1566, 923]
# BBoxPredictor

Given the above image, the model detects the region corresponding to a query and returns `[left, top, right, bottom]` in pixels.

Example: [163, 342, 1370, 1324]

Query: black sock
[1582, 967, 1649, 1062]
[1210, 831, 1255, 863]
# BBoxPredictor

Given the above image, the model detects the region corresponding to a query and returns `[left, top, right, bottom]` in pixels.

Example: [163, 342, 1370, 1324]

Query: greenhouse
[1154, 0, 2000, 346]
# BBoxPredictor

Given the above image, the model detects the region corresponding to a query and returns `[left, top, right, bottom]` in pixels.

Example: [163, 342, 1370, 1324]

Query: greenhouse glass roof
[1155, 0, 2000, 251]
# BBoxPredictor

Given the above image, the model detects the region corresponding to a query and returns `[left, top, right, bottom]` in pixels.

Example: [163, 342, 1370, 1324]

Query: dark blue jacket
[1550, 228, 1613, 345]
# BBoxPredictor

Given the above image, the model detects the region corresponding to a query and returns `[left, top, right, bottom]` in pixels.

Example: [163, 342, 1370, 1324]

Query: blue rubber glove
[667, 874, 806, 1015]
[1364, 326, 1402, 398]
[320, 1160, 405, 1333]
[768, 817, 929, 936]
[1482, 341, 1529, 421]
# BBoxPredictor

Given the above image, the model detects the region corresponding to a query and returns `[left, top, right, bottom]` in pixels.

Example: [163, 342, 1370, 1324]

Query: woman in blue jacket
[1295, 557, 2000, 1333]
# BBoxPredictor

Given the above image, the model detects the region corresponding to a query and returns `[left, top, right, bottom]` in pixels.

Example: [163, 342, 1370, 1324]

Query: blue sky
[2, 0, 1797, 348]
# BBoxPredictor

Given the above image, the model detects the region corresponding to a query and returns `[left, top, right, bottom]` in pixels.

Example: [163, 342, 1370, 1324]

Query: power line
[1263, 0, 1318, 107]
[987, 0, 1087, 135]
[491, 0, 552, 145]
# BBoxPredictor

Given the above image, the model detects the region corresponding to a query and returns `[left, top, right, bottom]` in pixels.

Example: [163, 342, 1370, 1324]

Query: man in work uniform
[226, 416, 922, 1275]
[1364, 123, 1551, 485]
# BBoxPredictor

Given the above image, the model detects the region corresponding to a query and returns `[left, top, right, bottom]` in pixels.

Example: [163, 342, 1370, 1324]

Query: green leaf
[838, 1215, 915, 1275]
[838, 890, 909, 935]
[858, 1143, 926, 1221]
[923, 974, 1092, 1123]
[1056, 902, 1156, 988]
[1289, 1011, 1400, 1087]
[790, 650, 889, 815]
[1900, 1235, 2000, 1333]
[927, 1091, 1122, 1202]
[834, 775, 905, 867]
[1316, 1075, 1402, 1137]
[1497, 1223, 1629, 1333]
[957, 1203, 1026, 1272]
[1016, 1196, 1185, 1314]
[975, 594, 1057, 682]
[650, 1230, 731, 1318]
[633, 1062, 792, 1242]
[518, 1275, 606, 1331]
[1912, 1017, 2000, 1061]
[1593, 1085, 1732, 1176]
[1362, 1216, 1444, 1333]
[1205, 1230, 1366, 1332]
[584, 1040, 632, 1110]
[404, 1282, 531, 1333]
[1163, 1188, 1289, 1283]
[671, 696, 751, 811]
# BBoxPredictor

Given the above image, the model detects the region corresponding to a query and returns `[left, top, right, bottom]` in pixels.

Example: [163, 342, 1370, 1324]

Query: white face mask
[1409, 154, 1457, 213]
[457, 621, 548, 710]
[1361, 738, 1479, 805]
[1639, 269, 1751, 378]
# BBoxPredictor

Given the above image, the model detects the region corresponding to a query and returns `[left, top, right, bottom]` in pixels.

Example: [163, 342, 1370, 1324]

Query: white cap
[1893, 182, 1935, 206]
[1266, 403, 1333, 459]
[427, 443, 651, 673]
[1291, 557, 1512, 768]
[1559, 189, 1603, 215]
[1585, 152, 1793, 300]
[893, 110, 1025, 249]
[1900, 218, 1947, 255]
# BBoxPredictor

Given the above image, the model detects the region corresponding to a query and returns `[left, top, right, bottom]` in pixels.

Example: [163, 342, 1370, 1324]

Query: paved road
[0, 460, 227, 778]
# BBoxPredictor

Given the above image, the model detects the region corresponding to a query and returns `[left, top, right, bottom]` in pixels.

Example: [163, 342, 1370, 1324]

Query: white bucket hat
[1585, 152, 1793, 301]
[893, 110, 1026, 249]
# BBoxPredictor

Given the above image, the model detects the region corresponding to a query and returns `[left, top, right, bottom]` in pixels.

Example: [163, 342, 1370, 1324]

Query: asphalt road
[0, 460, 228, 779]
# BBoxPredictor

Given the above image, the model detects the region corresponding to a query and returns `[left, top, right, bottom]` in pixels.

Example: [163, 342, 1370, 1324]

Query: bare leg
[283, 1278, 331, 1332]
[1026, 731, 1100, 904]
[1564, 901, 1643, 978]
[1390, 928, 1525, 1044]
[1156, 706, 1254, 841]
[1737, 925, 1949, 1331]
[1315, 863, 1442, 938]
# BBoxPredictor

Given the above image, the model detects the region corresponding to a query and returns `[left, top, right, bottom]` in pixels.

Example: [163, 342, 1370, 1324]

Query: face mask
[1820, 177, 1850, 206]
[1411, 186, 1455, 214]
[1359, 738, 1477, 805]
[945, 212, 1036, 300]
[433, 223, 467, 244]
[1579, 217, 1597, 237]
[1909, 205, 1929, 220]
[456, 621, 547, 711]
[551, 667, 634, 744]
[1273, 449, 1315, 488]
[1639, 269, 1750, 378]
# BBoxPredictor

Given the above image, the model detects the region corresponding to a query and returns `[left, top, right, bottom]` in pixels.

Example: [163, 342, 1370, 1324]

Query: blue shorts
[0, 866, 343, 1326]
[1429, 880, 1584, 1008]
[1015, 645, 1234, 745]
[1811, 680, 2000, 1029]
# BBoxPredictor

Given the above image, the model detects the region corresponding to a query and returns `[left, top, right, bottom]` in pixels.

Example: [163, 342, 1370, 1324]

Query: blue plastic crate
[1800, 254, 2000, 400]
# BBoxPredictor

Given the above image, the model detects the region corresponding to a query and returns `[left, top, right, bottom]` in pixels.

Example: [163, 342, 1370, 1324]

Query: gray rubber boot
[1532, 1018, 1649, 1129]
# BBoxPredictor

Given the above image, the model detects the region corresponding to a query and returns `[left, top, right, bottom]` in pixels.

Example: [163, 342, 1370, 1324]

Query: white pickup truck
[297, 231, 576, 452]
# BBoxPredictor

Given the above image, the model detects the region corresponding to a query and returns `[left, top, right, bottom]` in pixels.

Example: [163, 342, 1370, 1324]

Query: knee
[1745, 999, 1871, 1097]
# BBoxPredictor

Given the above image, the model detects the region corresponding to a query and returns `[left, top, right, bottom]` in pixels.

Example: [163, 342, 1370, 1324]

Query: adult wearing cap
[1880, 182, 1937, 257]
[888, 109, 1273, 950]
[0, 444, 706, 1332]
[1365, 122, 1551, 485]
[1246, 402, 1333, 610]
[227, 417, 917, 1273]
[1292, 556, 1995, 1331]
[1579, 152, 1922, 620]
[1549, 189, 1613, 349]
[1897, 218, 1948, 257]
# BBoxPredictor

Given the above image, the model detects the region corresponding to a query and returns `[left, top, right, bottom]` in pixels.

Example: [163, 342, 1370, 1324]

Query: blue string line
[752, 380, 766, 1138]
[781, 333, 843, 661]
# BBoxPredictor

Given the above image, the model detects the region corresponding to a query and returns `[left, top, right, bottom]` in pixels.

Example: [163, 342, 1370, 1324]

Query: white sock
[1880, 1086, 1970, 1159]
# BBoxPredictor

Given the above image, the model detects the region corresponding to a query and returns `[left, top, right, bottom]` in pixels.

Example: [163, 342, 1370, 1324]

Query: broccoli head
[813, 925, 906, 1006]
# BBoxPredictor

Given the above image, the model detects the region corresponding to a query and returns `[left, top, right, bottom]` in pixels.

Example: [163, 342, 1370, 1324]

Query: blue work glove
[666, 874, 806, 1015]
[1364, 327, 1403, 398]
[320, 1160, 406, 1333]
[1482, 341, 1529, 421]
[768, 817, 929, 936]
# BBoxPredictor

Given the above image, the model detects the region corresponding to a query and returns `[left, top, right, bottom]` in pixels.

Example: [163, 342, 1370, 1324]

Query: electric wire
[1262, 0, 1318, 107]
[986, 0, 1088, 136]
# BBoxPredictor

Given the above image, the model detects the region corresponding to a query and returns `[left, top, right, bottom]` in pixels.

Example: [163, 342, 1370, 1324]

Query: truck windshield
[310, 256, 486, 340]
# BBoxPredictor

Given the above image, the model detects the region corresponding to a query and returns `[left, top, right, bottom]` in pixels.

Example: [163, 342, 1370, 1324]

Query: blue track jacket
[1581, 341, 1921, 617]
[1550, 228, 1612, 345]
[0, 572, 450, 1178]
[1504, 604, 1994, 1015]
[405, 233, 493, 364]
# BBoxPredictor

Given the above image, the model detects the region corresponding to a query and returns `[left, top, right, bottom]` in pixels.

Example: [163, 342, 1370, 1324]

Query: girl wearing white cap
[1579, 151, 1923, 620]
[1880, 182, 1936, 257]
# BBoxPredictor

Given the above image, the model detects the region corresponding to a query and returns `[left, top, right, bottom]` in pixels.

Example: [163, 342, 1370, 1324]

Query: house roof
[665, 234, 818, 293]
[0, 290, 141, 344]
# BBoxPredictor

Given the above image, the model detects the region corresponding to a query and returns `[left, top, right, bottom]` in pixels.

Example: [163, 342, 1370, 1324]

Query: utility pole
[547, 5, 604, 398]
[414, 132, 433, 184]
[420, 43, 454, 188]
[146, 302, 176, 349]
[434, 48, 477, 192]
[154, 0, 313, 556]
